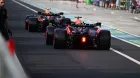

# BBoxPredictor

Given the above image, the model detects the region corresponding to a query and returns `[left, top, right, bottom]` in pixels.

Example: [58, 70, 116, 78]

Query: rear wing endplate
[37, 11, 64, 16]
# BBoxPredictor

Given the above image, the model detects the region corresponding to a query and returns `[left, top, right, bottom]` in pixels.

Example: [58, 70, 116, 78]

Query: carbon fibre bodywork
[25, 11, 64, 32]
[47, 22, 111, 50]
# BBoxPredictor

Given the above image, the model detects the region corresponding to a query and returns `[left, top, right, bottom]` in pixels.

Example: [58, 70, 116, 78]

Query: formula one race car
[45, 17, 71, 45]
[46, 21, 111, 50]
[25, 11, 64, 32]
[45, 16, 85, 45]
[45, 16, 84, 45]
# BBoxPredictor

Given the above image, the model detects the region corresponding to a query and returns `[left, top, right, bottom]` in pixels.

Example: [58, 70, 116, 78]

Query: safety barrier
[0, 33, 28, 78]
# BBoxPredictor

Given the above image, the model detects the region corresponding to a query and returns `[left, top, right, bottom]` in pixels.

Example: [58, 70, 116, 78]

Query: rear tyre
[53, 29, 67, 49]
[28, 23, 37, 32]
[25, 16, 30, 30]
[45, 26, 55, 45]
[25, 20, 28, 30]
[28, 18, 38, 32]
[96, 30, 111, 50]
[25, 22, 28, 30]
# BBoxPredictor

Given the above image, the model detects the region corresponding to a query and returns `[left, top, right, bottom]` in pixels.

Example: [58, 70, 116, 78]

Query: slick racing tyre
[25, 15, 36, 30]
[46, 26, 55, 45]
[25, 18, 28, 30]
[53, 28, 67, 49]
[25, 16, 30, 30]
[28, 17, 38, 32]
[96, 30, 111, 50]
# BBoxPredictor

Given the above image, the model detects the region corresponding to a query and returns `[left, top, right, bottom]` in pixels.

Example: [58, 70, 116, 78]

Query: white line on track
[13, 0, 140, 66]
[12, 0, 37, 13]
[110, 48, 140, 65]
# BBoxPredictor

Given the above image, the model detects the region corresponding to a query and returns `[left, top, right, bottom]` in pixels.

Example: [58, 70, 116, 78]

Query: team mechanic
[0, 0, 12, 41]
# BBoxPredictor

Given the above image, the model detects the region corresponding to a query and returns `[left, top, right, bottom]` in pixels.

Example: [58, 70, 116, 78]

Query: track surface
[6, 0, 140, 78]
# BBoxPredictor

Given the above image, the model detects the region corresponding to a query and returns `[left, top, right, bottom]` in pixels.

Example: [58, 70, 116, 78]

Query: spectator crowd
[78, 0, 140, 13]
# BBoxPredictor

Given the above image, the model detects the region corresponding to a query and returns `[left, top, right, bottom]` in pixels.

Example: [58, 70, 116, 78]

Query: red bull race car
[45, 16, 71, 45]
[45, 16, 111, 50]
[53, 23, 111, 50]
[25, 11, 64, 32]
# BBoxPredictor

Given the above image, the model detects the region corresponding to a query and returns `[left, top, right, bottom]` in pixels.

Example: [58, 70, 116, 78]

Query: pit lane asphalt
[6, 0, 140, 78]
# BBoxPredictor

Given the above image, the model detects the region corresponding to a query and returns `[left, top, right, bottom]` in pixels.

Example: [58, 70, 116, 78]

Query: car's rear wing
[75, 16, 82, 19]
[72, 22, 101, 27]
[37, 11, 64, 16]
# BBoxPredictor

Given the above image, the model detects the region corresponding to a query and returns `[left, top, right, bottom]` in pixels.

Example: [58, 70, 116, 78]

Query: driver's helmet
[45, 8, 50, 14]
[56, 15, 65, 21]
[56, 17, 61, 22]
[58, 15, 64, 20]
